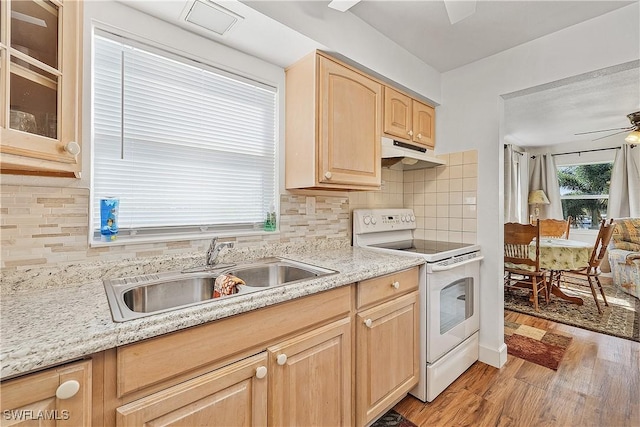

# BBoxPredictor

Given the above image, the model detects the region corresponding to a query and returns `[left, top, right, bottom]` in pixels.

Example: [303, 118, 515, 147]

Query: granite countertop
[0, 246, 424, 380]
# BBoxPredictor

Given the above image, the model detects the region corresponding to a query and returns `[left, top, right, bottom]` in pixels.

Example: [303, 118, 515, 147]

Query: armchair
[608, 218, 640, 299]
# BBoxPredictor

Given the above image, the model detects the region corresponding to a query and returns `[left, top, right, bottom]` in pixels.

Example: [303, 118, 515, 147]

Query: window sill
[89, 228, 280, 248]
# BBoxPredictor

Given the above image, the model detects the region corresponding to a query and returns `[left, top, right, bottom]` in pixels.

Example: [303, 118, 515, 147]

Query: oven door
[426, 256, 481, 363]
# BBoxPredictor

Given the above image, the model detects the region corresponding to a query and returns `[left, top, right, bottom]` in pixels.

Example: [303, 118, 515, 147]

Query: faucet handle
[206, 237, 218, 264]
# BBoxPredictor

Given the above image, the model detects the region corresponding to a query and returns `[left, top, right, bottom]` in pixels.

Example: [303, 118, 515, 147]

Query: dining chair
[555, 218, 615, 314]
[504, 221, 548, 311]
[539, 216, 572, 287]
[538, 216, 572, 239]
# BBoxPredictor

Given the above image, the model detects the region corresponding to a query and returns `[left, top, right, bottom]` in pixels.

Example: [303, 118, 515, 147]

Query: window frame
[89, 27, 280, 247]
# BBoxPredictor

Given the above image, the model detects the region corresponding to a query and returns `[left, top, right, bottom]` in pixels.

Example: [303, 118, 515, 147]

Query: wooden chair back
[504, 221, 540, 272]
[538, 217, 571, 239]
[587, 219, 615, 271]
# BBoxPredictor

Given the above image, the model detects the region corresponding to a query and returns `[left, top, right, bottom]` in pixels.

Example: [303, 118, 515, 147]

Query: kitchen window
[91, 31, 277, 243]
[557, 162, 612, 229]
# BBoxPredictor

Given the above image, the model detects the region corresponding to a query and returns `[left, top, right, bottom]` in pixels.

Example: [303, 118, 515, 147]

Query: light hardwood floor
[394, 310, 640, 427]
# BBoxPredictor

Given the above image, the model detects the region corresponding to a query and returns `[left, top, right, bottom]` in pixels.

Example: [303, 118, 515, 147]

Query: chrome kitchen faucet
[206, 238, 234, 266]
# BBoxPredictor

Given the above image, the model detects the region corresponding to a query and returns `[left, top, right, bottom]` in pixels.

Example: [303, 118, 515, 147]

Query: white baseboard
[479, 342, 508, 368]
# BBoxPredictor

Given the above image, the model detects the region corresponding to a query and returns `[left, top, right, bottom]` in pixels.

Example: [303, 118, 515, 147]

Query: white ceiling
[504, 61, 640, 147]
[240, 0, 639, 148]
[347, 0, 635, 72]
[118, 0, 640, 149]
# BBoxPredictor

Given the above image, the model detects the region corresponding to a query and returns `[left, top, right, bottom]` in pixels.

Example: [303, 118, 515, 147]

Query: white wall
[438, 3, 640, 368]
[243, 1, 442, 105]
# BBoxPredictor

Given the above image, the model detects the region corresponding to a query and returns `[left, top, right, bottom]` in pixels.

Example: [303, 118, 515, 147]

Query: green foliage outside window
[557, 163, 612, 229]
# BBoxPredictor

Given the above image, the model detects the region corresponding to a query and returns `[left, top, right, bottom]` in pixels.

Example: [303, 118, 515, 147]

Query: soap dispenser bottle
[264, 203, 276, 231]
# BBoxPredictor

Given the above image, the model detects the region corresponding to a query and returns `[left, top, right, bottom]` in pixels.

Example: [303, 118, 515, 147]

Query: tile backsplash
[405, 150, 478, 243]
[1, 149, 477, 283]
[349, 150, 478, 244]
[0, 186, 348, 274]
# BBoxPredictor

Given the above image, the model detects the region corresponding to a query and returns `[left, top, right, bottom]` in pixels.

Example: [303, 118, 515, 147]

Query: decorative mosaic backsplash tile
[0, 186, 349, 279]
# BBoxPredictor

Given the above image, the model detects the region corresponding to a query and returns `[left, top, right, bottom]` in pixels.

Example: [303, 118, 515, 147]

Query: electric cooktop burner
[369, 239, 474, 255]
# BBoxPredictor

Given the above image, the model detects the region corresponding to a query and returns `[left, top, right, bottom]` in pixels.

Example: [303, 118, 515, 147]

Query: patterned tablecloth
[536, 238, 592, 271]
[505, 239, 593, 272]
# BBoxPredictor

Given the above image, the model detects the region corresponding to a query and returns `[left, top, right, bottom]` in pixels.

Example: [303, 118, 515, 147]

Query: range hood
[381, 137, 445, 170]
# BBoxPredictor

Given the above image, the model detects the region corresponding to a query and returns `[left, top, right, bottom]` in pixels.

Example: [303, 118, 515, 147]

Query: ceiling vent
[185, 0, 243, 37]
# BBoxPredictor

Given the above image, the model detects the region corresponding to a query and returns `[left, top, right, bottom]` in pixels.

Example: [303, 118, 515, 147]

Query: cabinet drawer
[357, 267, 419, 309]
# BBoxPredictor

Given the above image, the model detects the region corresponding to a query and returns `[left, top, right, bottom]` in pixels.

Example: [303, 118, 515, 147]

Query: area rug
[504, 275, 640, 342]
[371, 410, 418, 427]
[504, 321, 572, 370]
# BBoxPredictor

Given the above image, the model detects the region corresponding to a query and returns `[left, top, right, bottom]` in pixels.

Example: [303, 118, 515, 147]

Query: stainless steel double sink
[103, 258, 337, 322]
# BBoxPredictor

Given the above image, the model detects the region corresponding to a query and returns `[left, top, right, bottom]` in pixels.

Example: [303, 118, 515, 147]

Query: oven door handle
[431, 256, 484, 272]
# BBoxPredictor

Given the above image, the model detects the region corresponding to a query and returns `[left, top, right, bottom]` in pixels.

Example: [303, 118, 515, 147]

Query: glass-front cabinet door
[0, 0, 81, 176]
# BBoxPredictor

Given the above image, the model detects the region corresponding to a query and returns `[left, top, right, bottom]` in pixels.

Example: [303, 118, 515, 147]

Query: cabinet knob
[391, 281, 400, 289]
[364, 318, 373, 328]
[417, 133, 422, 139]
[408, 130, 414, 136]
[276, 354, 288, 365]
[324, 171, 332, 180]
[255, 366, 268, 379]
[56, 380, 80, 400]
[64, 141, 81, 156]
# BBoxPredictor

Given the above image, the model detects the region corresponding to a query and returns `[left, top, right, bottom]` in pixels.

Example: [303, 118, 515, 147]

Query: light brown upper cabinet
[285, 52, 382, 190]
[383, 86, 435, 150]
[0, 0, 82, 177]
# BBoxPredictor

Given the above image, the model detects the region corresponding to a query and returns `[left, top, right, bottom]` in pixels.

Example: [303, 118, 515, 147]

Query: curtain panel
[607, 145, 640, 218]
[529, 154, 563, 220]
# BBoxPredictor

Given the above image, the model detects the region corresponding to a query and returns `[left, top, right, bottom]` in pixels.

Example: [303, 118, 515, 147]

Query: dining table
[536, 238, 593, 305]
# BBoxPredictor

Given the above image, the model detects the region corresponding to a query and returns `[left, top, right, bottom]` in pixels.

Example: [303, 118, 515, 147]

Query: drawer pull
[276, 354, 288, 366]
[56, 380, 80, 399]
[256, 366, 268, 379]
[364, 318, 373, 328]
[324, 171, 332, 180]
[391, 281, 400, 289]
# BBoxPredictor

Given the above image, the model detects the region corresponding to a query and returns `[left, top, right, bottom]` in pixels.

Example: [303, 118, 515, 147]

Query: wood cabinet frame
[0, 0, 82, 177]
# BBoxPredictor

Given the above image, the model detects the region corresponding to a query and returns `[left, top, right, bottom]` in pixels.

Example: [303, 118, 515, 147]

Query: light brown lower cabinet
[268, 318, 351, 427]
[2, 271, 420, 427]
[356, 291, 420, 427]
[114, 318, 351, 427]
[0, 359, 92, 426]
[115, 353, 268, 427]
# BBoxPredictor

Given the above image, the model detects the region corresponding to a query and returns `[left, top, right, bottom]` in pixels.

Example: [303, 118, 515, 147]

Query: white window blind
[92, 32, 277, 240]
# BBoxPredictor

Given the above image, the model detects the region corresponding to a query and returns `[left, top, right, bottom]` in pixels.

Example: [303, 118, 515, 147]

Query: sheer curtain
[504, 145, 529, 222]
[607, 145, 640, 218]
[529, 154, 563, 219]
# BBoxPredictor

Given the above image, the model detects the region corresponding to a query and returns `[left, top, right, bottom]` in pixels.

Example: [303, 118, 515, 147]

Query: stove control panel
[353, 209, 416, 234]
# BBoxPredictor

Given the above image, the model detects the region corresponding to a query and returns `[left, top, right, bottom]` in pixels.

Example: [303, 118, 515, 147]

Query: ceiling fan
[327, 0, 477, 24]
[574, 111, 640, 142]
